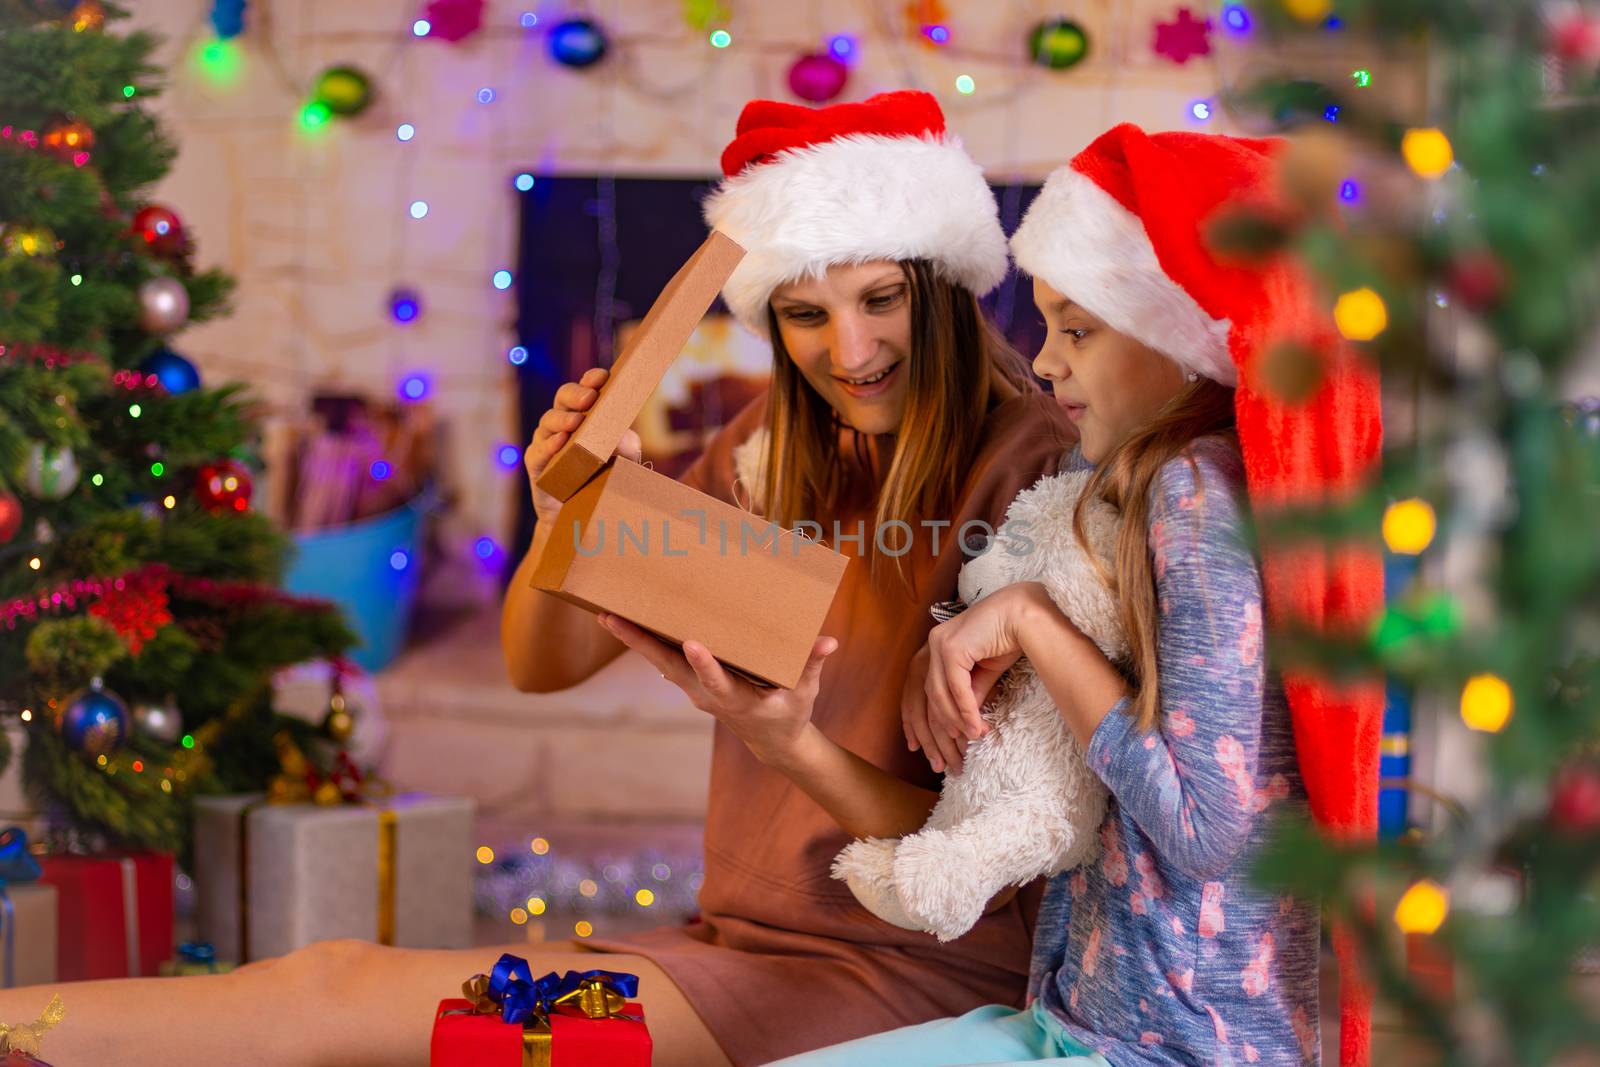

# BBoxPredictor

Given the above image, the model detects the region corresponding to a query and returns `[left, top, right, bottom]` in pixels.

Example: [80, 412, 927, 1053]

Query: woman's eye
[1063, 328, 1090, 344]
[785, 309, 825, 325]
[866, 289, 905, 311]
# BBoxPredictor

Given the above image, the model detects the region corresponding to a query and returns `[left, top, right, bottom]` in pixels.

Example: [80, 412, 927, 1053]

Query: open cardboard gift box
[531, 231, 850, 690]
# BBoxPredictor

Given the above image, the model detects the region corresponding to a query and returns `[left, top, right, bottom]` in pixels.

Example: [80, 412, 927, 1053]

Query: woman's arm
[767, 723, 940, 841]
[500, 369, 632, 692]
[599, 615, 938, 841]
[500, 525, 627, 692]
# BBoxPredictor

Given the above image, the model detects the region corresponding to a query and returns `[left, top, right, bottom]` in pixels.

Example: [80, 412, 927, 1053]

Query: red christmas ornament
[1447, 249, 1508, 311]
[3, 1053, 53, 1067]
[132, 204, 186, 257]
[787, 53, 850, 103]
[1551, 761, 1600, 834]
[0, 491, 20, 543]
[1551, 9, 1600, 65]
[1153, 6, 1212, 64]
[195, 460, 253, 514]
[422, 0, 486, 42]
[87, 568, 172, 654]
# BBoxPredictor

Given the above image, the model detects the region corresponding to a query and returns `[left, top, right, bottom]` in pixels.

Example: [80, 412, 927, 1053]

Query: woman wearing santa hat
[512, 88, 1075, 1066]
[765, 126, 1385, 1066]
[0, 92, 1072, 1067]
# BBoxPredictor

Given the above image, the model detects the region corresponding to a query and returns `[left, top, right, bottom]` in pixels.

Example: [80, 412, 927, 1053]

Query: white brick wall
[127, 0, 1409, 573]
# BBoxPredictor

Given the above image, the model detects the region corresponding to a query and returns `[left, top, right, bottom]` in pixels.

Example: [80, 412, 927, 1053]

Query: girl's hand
[923, 584, 1046, 760]
[903, 643, 971, 776]
[525, 368, 642, 527]
[598, 613, 836, 768]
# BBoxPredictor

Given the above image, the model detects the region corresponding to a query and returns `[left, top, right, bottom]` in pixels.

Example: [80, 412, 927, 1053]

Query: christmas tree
[0, 0, 354, 854]
[1231, 1, 1600, 1064]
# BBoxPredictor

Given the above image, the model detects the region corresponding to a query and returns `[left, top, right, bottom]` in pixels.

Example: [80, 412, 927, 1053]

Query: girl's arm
[1021, 449, 1267, 881]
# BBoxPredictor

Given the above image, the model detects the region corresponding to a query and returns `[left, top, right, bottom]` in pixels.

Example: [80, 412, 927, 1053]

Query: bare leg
[0, 939, 734, 1067]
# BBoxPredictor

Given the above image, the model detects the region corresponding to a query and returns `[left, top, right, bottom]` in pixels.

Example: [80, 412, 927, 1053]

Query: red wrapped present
[35, 853, 173, 981]
[429, 956, 651, 1067]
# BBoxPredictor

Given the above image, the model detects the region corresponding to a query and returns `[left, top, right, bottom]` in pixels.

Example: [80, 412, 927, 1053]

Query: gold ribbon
[455, 975, 552, 1067]
[554, 978, 629, 1019]
[0, 994, 64, 1058]
[377, 809, 398, 946]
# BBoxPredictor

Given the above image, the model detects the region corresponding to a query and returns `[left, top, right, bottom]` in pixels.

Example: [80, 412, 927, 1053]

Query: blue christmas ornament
[139, 346, 202, 395]
[549, 18, 607, 69]
[59, 680, 129, 760]
[210, 0, 247, 39]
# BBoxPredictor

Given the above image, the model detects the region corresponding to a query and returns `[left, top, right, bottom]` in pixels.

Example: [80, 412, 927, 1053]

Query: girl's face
[770, 261, 913, 437]
[1031, 277, 1190, 463]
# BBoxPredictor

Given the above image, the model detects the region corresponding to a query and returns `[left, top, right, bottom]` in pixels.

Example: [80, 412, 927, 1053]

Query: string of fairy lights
[173, 1, 1385, 578]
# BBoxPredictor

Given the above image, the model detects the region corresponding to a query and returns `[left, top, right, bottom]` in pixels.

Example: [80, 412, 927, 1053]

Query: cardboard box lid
[536, 230, 747, 502]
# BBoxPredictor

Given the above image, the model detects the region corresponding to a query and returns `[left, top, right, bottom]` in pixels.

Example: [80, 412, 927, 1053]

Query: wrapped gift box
[158, 941, 237, 977]
[193, 792, 474, 962]
[430, 998, 652, 1067]
[2, 883, 57, 988]
[0, 723, 39, 834]
[431, 957, 652, 1067]
[533, 230, 849, 690]
[36, 853, 172, 981]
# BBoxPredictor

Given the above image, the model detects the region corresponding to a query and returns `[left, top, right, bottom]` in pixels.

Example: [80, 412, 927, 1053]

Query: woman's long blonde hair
[758, 259, 1034, 583]
[1073, 378, 1239, 732]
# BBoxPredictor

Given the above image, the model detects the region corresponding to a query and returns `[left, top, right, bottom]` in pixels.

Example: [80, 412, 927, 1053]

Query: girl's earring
[1186, 371, 1200, 383]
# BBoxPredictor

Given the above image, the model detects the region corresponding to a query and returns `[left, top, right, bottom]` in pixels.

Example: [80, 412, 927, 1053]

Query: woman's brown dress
[588, 390, 1075, 1065]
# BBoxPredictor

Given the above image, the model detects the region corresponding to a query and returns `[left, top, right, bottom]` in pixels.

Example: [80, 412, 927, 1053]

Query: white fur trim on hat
[1009, 167, 1236, 386]
[704, 134, 1009, 335]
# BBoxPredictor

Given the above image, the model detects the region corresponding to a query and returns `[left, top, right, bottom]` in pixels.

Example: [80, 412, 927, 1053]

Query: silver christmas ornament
[21, 442, 79, 500]
[137, 277, 190, 335]
[133, 698, 183, 745]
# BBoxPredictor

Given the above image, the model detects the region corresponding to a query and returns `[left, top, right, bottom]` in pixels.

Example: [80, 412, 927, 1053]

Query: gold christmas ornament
[2, 223, 60, 258]
[322, 686, 354, 742]
[1278, 128, 1351, 212]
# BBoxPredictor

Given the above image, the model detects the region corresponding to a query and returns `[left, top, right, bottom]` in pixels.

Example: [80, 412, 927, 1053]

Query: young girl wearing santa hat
[766, 125, 1385, 1067]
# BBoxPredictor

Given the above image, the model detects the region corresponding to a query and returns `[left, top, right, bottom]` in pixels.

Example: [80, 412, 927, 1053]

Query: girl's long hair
[760, 259, 1035, 583]
[1073, 377, 1239, 732]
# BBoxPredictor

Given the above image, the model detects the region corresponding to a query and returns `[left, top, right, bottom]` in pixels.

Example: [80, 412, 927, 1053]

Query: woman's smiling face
[770, 261, 914, 436]
[1030, 277, 1190, 463]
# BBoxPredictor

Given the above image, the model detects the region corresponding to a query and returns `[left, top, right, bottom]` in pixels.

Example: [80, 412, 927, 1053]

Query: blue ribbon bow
[0, 827, 42, 990]
[484, 953, 639, 1026]
[178, 941, 218, 968]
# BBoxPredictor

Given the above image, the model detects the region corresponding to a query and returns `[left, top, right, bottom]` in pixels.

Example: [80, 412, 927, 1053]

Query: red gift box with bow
[429, 956, 651, 1066]
[429, 997, 652, 1067]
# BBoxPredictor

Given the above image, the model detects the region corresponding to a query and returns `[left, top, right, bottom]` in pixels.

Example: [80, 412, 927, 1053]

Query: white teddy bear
[828, 465, 1128, 942]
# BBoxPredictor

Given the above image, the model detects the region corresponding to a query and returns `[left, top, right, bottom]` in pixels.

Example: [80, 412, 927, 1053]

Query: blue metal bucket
[282, 498, 425, 672]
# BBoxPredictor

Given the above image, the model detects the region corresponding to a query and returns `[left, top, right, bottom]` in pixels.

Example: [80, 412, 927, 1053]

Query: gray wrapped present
[2, 882, 57, 988]
[192, 792, 474, 962]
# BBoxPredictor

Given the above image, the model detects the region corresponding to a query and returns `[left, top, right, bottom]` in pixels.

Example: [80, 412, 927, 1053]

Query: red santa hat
[1014, 123, 1385, 1067]
[705, 90, 1009, 334]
